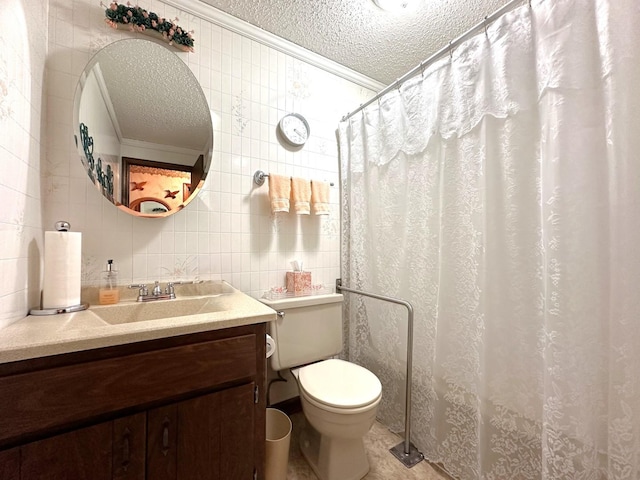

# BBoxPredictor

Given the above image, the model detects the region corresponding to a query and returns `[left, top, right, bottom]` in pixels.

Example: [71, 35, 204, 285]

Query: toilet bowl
[260, 294, 382, 480]
[294, 359, 382, 480]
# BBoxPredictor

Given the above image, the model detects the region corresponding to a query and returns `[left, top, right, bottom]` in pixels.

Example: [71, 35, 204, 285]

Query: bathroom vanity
[0, 282, 275, 480]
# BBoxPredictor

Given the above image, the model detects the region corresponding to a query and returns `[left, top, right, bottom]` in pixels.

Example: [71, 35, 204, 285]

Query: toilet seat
[298, 359, 382, 409]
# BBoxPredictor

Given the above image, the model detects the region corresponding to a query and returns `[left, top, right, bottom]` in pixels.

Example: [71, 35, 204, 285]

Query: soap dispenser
[99, 259, 119, 305]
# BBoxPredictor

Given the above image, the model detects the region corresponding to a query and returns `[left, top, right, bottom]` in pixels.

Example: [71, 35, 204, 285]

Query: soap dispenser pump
[99, 259, 119, 305]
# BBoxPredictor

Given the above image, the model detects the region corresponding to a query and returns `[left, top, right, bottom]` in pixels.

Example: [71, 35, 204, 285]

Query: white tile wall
[0, 0, 47, 327]
[40, 0, 374, 300]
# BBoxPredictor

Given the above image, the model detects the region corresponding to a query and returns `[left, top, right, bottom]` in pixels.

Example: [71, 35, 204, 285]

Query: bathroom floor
[286, 412, 453, 480]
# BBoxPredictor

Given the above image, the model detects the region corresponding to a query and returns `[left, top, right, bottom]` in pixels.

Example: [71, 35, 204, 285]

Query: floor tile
[286, 412, 453, 480]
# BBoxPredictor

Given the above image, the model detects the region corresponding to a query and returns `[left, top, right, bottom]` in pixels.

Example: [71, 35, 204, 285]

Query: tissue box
[286, 271, 312, 295]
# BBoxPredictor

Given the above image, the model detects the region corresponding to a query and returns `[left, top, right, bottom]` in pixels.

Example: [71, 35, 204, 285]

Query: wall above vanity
[1, 0, 381, 325]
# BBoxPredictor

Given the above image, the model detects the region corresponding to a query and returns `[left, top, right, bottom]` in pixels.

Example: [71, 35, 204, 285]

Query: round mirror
[73, 38, 213, 217]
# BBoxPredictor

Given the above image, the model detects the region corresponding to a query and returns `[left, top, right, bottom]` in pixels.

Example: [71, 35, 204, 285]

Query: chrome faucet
[128, 281, 176, 302]
[127, 280, 202, 302]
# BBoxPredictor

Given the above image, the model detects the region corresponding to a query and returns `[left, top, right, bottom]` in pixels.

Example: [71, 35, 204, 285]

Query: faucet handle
[128, 284, 148, 296]
[165, 282, 175, 295]
[152, 281, 162, 296]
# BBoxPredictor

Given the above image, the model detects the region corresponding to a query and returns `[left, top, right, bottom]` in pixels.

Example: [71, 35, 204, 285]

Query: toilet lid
[298, 359, 382, 409]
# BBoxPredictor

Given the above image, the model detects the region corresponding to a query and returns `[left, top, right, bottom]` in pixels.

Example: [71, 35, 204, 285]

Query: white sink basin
[89, 281, 240, 325]
[93, 297, 229, 325]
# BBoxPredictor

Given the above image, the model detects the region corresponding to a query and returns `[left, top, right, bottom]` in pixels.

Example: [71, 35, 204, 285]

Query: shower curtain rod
[341, 0, 530, 122]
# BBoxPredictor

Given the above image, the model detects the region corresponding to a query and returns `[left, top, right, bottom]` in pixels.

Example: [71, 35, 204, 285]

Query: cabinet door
[113, 413, 146, 480]
[160, 383, 256, 480]
[149, 392, 222, 480]
[178, 384, 256, 480]
[147, 405, 178, 480]
[217, 383, 255, 480]
[20, 422, 112, 480]
[0, 448, 19, 480]
[177, 392, 219, 479]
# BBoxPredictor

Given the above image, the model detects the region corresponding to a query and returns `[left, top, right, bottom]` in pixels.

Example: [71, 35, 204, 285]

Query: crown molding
[162, 0, 387, 92]
[121, 137, 202, 160]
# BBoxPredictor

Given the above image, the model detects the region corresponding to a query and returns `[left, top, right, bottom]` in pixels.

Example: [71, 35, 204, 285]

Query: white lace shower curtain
[338, 1, 640, 478]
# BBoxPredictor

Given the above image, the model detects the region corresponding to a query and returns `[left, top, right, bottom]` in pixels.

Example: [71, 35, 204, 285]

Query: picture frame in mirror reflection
[73, 38, 213, 218]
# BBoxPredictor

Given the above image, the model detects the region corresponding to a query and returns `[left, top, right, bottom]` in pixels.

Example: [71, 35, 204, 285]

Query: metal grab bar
[335, 279, 424, 468]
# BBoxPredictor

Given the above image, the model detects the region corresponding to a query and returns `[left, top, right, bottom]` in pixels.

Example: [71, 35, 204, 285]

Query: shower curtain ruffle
[339, 0, 628, 171]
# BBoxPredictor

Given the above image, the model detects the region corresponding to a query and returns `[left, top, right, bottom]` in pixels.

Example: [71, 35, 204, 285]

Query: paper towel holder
[55, 221, 70, 232]
[29, 221, 89, 316]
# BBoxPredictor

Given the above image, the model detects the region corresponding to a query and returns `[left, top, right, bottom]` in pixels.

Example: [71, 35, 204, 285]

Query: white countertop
[0, 283, 276, 364]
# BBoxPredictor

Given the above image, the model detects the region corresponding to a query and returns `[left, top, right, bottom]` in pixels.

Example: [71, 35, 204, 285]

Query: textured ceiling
[200, 0, 514, 85]
[97, 39, 211, 152]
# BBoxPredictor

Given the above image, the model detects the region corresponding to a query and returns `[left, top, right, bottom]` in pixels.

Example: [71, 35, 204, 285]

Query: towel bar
[253, 170, 269, 186]
[253, 170, 334, 187]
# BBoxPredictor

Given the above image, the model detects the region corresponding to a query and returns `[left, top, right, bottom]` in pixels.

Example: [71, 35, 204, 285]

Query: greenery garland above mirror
[103, 2, 195, 52]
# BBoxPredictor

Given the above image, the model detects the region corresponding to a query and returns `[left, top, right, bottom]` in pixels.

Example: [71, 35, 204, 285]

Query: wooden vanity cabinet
[0, 323, 267, 480]
[0, 449, 19, 480]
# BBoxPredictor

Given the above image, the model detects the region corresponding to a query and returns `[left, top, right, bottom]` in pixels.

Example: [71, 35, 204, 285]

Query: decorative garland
[103, 2, 195, 52]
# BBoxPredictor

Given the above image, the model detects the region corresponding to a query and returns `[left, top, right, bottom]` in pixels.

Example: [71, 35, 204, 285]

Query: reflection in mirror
[73, 38, 213, 217]
[130, 198, 170, 214]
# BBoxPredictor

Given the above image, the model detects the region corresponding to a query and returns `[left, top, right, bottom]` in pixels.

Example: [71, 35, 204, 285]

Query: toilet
[261, 294, 382, 480]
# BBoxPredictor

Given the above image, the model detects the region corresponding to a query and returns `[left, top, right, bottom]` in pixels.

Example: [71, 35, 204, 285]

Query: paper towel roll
[266, 333, 276, 359]
[42, 231, 82, 309]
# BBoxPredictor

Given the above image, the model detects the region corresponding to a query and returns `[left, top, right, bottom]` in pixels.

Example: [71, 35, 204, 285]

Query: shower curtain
[338, 0, 640, 478]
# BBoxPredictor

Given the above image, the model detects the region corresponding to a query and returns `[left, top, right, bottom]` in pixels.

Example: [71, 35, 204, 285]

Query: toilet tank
[260, 294, 344, 371]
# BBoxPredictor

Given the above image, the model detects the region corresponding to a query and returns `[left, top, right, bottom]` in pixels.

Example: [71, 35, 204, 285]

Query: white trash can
[265, 408, 292, 480]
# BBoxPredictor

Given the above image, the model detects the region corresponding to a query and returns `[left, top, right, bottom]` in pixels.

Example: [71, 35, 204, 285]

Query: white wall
[0, 0, 47, 327]
[42, 0, 376, 300]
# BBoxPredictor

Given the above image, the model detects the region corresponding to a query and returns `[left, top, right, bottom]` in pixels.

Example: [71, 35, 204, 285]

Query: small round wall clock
[278, 113, 310, 146]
